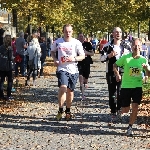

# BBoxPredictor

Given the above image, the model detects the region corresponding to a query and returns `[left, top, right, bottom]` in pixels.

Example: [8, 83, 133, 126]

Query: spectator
[0, 35, 14, 100]
[15, 32, 28, 77]
[25, 37, 41, 86]
[39, 37, 47, 77]
[0, 24, 5, 46]
[11, 37, 16, 56]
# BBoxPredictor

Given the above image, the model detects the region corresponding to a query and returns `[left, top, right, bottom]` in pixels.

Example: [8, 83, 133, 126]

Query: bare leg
[66, 88, 74, 108]
[122, 106, 130, 114]
[84, 78, 88, 88]
[58, 85, 67, 108]
[79, 75, 85, 98]
[129, 103, 139, 125]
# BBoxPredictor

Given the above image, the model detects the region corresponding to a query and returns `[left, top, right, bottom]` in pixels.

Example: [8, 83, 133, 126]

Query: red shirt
[100, 40, 108, 50]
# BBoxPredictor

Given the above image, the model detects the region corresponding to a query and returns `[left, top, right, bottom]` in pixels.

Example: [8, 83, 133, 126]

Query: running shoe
[65, 112, 72, 121]
[126, 126, 133, 136]
[84, 84, 88, 89]
[56, 111, 63, 121]
[7, 96, 14, 101]
[81, 95, 86, 100]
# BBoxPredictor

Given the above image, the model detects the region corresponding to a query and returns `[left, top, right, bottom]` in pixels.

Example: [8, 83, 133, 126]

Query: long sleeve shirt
[100, 39, 131, 75]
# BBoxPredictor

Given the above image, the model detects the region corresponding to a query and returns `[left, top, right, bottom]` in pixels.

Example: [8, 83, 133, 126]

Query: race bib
[61, 56, 71, 63]
[129, 67, 141, 77]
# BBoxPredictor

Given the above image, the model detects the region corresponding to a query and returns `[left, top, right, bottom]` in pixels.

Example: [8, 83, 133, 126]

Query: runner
[51, 24, 85, 121]
[78, 33, 94, 100]
[100, 27, 131, 122]
[113, 38, 150, 136]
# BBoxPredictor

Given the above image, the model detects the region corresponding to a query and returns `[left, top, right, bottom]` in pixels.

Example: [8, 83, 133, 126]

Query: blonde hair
[62, 24, 73, 31]
[131, 38, 142, 46]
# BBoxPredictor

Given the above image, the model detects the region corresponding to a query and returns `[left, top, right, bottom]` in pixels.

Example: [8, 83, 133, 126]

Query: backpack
[0, 46, 13, 71]
[14, 54, 22, 63]
[28, 49, 37, 69]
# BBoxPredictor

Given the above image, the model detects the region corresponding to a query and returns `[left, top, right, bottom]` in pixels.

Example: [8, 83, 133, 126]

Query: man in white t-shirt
[100, 27, 131, 122]
[51, 24, 85, 121]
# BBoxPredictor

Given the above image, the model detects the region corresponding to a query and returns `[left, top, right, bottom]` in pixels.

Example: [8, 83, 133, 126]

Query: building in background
[0, 7, 16, 37]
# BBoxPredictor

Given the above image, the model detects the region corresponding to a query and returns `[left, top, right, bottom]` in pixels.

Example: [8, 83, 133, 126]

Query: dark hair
[12, 37, 16, 41]
[78, 33, 85, 37]
[3, 35, 11, 48]
[124, 32, 128, 38]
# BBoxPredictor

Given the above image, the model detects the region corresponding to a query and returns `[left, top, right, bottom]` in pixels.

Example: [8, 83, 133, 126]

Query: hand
[108, 51, 118, 58]
[54, 59, 59, 66]
[84, 50, 88, 56]
[61, 56, 75, 63]
[116, 74, 121, 82]
[142, 63, 149, 70]
[67, 56, 75, 62]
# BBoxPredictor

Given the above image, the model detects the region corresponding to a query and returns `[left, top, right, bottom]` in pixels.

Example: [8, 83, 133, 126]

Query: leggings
[106, 73, 121, 113]
[0, 70, 13, 97]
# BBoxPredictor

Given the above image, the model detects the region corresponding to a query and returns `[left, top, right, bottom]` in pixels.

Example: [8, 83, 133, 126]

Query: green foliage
[0, 0, 149, 34]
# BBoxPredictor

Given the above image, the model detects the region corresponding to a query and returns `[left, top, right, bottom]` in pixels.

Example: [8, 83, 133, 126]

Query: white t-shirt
[113, 45, 122, 60]
[51, 38, 85, 74]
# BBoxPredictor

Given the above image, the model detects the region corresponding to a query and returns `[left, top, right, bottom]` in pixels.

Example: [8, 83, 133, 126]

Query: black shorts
[56, 70, 79, 91]
[120, 87, 142, 107]
[78, 64, 90, 79]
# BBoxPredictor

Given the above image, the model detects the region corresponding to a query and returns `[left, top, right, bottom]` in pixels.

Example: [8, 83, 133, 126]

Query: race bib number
[61, 56, 71, 63]
[129, 67, 141, 77]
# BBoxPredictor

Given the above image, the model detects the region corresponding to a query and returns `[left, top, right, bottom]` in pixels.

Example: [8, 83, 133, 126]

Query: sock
[128, 124, 132, 128]
[59, 107, 63, 113]
[65, 107, 70, 113]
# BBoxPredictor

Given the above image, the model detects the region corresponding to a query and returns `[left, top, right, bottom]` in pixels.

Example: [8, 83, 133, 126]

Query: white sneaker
[126, 126, 133, 136]
[81, 95, 86, 100]
[33, 80, 36, 87]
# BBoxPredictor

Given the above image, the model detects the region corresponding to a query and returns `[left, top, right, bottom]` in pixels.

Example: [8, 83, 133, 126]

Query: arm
[143, 64, 150, 77]
[51, 51, 58, 61]
[113, 55, 126, 81]
[75, 41, 85, 61]
[51, 42, 59, 66]
[100, 45, 116, 63]
[113, 63, 121, 82]
[85, 50, 94, 56]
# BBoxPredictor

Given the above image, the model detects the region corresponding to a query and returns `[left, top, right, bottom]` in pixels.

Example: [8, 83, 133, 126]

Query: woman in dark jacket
[0, 35, 14, 100]
[39, 37, 47, 77]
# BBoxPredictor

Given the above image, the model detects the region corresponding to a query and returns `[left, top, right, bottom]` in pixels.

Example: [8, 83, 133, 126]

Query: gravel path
[0, 54, 150, 150]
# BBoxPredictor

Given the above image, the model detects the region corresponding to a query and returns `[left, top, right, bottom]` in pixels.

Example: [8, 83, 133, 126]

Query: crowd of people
[0, 31, 50, 100]
[0, 24, 150, 136]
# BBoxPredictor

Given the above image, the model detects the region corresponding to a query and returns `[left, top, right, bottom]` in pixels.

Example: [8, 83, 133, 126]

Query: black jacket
[100, 39, 131, 74]
[40, 42, 47, 60]
[0, 45, 13, 71]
